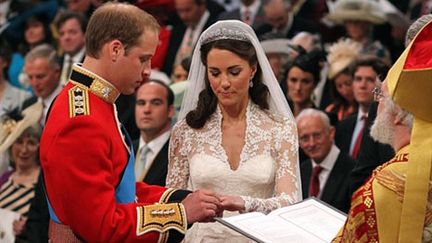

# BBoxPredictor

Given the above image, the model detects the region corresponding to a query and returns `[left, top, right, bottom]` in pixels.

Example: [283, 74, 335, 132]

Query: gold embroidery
[159, 188, 177, 204]
[72, 65, 120, 104]
[68, 86, 90, 117]
[136, 203, 187, 236]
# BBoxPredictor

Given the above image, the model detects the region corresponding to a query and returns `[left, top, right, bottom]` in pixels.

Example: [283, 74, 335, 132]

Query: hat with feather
[0, 101, 43, 153]
[327, 38, 362, 79]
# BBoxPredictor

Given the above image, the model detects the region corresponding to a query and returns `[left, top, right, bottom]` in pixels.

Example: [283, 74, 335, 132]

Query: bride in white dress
[166, 20, 302, 242]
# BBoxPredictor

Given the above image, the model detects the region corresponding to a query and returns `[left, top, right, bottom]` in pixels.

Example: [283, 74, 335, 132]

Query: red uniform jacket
[40, 65, 188, 242]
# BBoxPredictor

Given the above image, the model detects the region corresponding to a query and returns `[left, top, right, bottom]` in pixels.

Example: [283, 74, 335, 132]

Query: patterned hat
[327, 39, 362, 79]
[0, 102, 43, 153]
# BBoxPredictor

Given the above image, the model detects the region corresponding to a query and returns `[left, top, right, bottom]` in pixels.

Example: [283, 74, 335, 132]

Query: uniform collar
[69, 64, 120, 104]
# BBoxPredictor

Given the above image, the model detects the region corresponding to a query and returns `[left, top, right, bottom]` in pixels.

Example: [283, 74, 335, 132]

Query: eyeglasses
[372, 86, 384, 102]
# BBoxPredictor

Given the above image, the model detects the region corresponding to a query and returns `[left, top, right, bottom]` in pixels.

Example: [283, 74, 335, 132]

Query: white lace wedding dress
[167, 102, 302, 242]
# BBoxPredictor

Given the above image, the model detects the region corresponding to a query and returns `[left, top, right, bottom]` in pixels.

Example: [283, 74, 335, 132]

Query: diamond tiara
[201, 27, 250, 45]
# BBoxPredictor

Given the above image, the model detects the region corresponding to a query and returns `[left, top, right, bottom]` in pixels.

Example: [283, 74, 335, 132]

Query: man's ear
[329, 126, 336, 140]
[394, 106, 404, 126]
[108, 40, 123, 62]
[168, 104, 175, 119]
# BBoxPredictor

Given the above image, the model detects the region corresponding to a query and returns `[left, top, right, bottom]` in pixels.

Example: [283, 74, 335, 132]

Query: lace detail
[166, 102, 301, 215]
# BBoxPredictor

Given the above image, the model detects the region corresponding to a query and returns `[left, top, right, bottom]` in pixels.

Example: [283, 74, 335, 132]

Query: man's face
[59, 18, 85, 56]
[24, 58, 60, 99]
[352, 66, 376, 109]
[113, 30, 159, 95]
[264, 1, 289, 31]
[370, 80, 395, 146]
[135, 82, 174, 138]
[175, 0, 205, 27]
[298, 115, 335, 163]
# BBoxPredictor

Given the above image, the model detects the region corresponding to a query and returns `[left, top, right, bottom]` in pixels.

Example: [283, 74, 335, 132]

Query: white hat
[149, 69, 171, 85]
[325, 0, 387, 25]
[0, 101, 43, 153]
[260, 39, 293, 55]
[327, 39, 362, 79]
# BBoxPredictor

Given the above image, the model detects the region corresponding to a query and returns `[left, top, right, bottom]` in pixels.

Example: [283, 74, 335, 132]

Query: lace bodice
[166, 102, 302, 214]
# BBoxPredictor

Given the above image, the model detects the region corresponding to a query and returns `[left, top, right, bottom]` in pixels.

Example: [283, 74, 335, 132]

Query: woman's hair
[18, 14, 54, 54]
[280, 50, 324, 98]
[330, 68, 353, 106]
[8, 125, 42, 166]
[186, 39, 269, 129]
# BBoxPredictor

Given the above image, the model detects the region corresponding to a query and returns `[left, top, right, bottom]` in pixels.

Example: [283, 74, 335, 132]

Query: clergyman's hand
[182, 189, 222, 224]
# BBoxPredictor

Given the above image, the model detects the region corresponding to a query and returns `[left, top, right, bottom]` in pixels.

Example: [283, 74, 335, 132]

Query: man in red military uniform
[40, 3, 221, 242]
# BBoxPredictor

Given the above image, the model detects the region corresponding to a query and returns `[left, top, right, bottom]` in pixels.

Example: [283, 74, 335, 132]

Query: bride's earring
[249, 79, 254, 88]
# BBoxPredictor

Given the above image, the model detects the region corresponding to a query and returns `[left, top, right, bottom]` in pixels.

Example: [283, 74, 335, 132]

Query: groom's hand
[182, 189, 222, 223]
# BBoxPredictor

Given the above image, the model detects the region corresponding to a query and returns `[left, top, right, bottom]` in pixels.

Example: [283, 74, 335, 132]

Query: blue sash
[47, 125, 136, 223]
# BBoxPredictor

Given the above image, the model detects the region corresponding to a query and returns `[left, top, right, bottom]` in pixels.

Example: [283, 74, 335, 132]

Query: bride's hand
[220, 195, 245, 212]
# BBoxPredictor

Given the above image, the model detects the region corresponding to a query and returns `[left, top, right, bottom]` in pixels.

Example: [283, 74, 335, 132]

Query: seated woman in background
[166, 20, 302, 242]
[281, 51, 323, 117]
[0, 102, 43, 241]
[325, 39, 360, 121]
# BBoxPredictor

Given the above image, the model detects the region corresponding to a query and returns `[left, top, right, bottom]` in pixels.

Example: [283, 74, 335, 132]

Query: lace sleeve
[166, 121, 190, 189]
[241, 118, 302, 214]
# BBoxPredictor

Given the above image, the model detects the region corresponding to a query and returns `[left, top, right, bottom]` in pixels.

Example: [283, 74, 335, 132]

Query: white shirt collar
[311, 144, 340, 172]
[138, 130, 170, 155]
[356, 109, 368, 122]
[65, 47, 86, 63]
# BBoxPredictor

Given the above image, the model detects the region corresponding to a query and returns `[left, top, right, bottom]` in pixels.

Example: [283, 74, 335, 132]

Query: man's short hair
[25, 44, 59, 69]
[138, 80, 174, 106]
[55, 10, 88, 34]
[85, 2, 160, 58]
[296, 108, 332, 130]
[349, 55, 389, 80]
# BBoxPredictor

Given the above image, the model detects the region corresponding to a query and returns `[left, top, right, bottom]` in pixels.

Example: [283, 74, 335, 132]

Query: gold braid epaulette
[136, 203, 187, 236]
[136, 188, 187, 239]
[68, 84, 90, 118]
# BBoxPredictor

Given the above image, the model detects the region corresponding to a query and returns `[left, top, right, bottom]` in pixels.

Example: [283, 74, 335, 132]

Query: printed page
[269, 198, 346, 242]
[0, 208, 21, 243]
[219, 212, 327, 243]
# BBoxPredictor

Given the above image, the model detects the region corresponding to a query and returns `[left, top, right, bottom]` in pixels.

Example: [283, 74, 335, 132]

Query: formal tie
[61, 57, 73, 85]
[309, 165, 323, 197]
[135, 145, 150, 178]
[351, 115, 367, 159]
[243, 9, 252, 25]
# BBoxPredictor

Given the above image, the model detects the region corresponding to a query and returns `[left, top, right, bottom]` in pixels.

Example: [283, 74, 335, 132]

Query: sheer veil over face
[178, 20, 295, 122]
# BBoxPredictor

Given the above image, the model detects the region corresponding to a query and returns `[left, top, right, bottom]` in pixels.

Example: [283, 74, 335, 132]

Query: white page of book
[222, 212, 327, 243]
[268, 199, 346, 242]
[220, 199, 346, 243]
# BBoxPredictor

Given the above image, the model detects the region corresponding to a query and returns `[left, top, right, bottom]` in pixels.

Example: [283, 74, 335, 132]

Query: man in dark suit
[134, 80, 175, 186]
[162, 0, 218, 76]
[55, 10, 87, 85]
[297, 108, 354, 213]
[335, 56, 389, 159]
[218, 0, 266, 31]
[255, 0, 317, 40]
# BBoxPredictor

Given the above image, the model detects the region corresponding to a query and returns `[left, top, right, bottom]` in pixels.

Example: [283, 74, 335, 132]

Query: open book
[216, 198, 346, 243]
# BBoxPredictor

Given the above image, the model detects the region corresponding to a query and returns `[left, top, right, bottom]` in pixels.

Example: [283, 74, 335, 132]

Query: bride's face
[206, 48, 256, 108]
